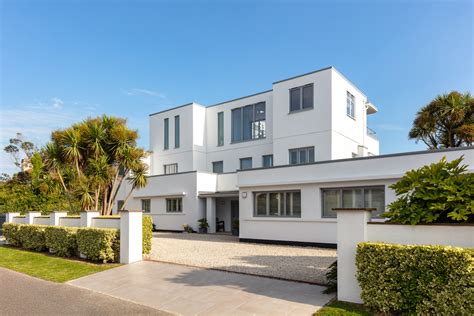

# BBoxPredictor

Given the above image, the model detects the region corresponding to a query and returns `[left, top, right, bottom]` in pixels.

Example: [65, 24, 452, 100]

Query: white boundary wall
[336, 209, 474, 303]
[4, 210, 143, 264]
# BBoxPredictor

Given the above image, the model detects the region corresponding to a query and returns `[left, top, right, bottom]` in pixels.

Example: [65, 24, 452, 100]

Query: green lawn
[315, 301, 373, 316]
[0, 246, 119, 283]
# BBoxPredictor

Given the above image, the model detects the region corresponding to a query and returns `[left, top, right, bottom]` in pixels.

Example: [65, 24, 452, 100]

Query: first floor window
[322, 186, 385, 218]
[166, 198, 182, 213]
[164, 118, 169, 150]
[231, 102, 266, 142]
[141, 199, 151, 213]
[240, 157, 252, 170]
[289, 147, 315, 165]
[254, 191, 301, 217]
[164, 163, 178, 174]
[262, 155, 273, 168]
[346, 91, 355, 118]
[290, 84, 314, 112]
[117, 200, 124, 211]
[212, 161, 223, 173]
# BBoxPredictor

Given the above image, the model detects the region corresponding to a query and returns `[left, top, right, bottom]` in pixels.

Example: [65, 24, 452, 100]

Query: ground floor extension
[150, 232, 336, 284]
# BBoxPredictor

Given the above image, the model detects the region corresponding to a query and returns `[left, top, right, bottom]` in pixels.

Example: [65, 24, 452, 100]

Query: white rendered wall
[91, 218, 120, 229]
[59, 218, 81, 227]
[33, 217, 50, 225]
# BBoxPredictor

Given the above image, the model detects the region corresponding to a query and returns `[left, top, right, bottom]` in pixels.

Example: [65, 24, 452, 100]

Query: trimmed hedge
[2, 223, 22, 247]
[142, 215, 153, 255]
[45, 226, 78, 257]
[356, 242, 474, 315]
[76, 228, 120, 263]
[18, 224, 47, 251]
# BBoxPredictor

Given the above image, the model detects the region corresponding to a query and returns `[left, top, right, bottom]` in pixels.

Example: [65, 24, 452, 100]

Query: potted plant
[231, 219, 239, 236]
[182, 224, 193, 233]
[197, 218, 209, 233]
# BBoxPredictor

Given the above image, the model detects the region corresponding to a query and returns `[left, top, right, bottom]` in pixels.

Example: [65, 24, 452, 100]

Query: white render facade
[115, 66, 474, 246]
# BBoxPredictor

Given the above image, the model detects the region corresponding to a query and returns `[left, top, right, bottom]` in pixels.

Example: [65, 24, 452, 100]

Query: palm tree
[409, 91, 474, 148]
[121, 162, 148, 211]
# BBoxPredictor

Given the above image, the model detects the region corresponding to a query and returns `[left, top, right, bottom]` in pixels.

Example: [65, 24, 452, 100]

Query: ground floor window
[322, 186, 385, 218]
[141, 199, 151, 213]
[254, 191, 301, 217]
[166, 198, 182, 213]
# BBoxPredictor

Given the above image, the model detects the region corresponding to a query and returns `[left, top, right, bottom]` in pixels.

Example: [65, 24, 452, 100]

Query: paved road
[69, 261, 333, 315]
[0, 267, 171, 315]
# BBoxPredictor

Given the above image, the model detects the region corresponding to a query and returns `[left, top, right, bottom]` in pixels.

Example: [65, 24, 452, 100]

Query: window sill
[288, 107, 314, 115]
[346, 114, 356, 120]
[245, 217, 336, 223]
[230, 137, 266, 145]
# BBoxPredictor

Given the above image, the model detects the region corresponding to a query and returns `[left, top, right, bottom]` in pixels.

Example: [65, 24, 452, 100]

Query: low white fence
[4, 211, 143, 264]
[336, 208, 474, 303]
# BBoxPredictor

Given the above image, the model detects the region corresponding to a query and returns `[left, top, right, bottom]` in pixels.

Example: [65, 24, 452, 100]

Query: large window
[322, 186, 385, 218]
[217, 111, 224, 146]
[262, 155, 273, 168]
[174, 115, 180, 148]
[254, 191, 301, 217]
[290, 84, 313, 112]
[164, 118, 169, 150]
[117, 200, 124, 211]
[346, 91, 355, 119]
[164, 163, 178, 174]
[141, 199, 151, 213]
[231, 102, 266, 142]
[289, 147, 315, 165]
[212, 161, 223, 173]
[166, 198, 182, 213]
[240, 157, 252, 170]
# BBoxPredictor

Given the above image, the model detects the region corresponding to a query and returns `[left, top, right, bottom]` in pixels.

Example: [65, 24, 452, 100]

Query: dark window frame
[231, 102, 266, 143]
[239, 157, 253, 170]
[262, 154, 273, 168]
[289, 147, 315, 165]
[163, 163, 178, 174]
[321, 186, 385, 218]
[346, 91, 355, 119]
[141, 199, 151, 213]
[164, 118, 169, 150]
[174, 115, 180, 148]
[212, 161, 224, 174]
[217, 111, 224, 146]
[166, 198, 183, 213]
[289, 84, 314, 113]
[253, 190, 301, 218]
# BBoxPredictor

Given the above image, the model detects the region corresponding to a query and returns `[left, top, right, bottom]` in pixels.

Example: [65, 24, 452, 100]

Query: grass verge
[315, 301, 373, 316]
[0, 246, 119, 283]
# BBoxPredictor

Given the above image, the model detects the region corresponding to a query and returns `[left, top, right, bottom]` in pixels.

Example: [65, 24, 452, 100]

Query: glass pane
[342, 189, 364, 208]
[177, 199, 182, 212]
[213, 161, 223, 173]
[256, 193, 267, 216]
[290, 150, 298, 165]
[255, 102, 265, 121]
[242, 105, 253, 141]
[302, 85, 313, 108]
[269, 193, 280, 216]
[174, 115, 180, 148]
[290, 88, 300, 112]
[308, 147, 315, 162]
[323, 190, 340, 218]
[164, 118, 169, 149]
[263, 155, 273, 168]
[299, 149, 307, 164]
[364, 188, 385, 217]
[231, 108, 242, 142]
[217, 112, 224, 146]
[292, 192, 301, 217]
[240, 158, 252, 170]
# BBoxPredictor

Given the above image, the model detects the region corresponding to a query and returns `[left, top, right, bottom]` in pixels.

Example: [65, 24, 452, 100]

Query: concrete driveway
[150, 232, 336, 284]
[69, 260, 334, 315]
[0, 267, 168, 315]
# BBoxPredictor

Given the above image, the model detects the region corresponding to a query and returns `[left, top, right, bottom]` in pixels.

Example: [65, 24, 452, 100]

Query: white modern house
[115, 66, 474, 246]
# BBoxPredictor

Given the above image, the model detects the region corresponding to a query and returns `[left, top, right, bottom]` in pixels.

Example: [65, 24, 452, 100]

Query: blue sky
[1, 0, 473, 174]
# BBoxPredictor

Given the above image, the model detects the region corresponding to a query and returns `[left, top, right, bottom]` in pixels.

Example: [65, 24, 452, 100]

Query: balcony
[367, 127, 378, 140]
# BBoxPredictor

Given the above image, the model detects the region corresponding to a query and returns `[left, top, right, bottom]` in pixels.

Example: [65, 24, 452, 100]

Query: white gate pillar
[26, 212, 41, 224]
[50, 211, 67, 226]
[80, 210, 99, 227]
[5, 212, 20, 223]
[335, 208, 374, 303]
[120, 210, 143, 264]
[206, 197, 216, 234]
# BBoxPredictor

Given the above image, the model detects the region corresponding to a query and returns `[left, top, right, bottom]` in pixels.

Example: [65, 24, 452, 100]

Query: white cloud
[51, 97, 64, 109]
[122, 88, 165, 98]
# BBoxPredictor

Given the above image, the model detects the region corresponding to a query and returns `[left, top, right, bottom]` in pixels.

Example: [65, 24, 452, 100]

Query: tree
[43, 115, 148, 215]
[3, 133, 37, 169]
[409, 91, 474, 149]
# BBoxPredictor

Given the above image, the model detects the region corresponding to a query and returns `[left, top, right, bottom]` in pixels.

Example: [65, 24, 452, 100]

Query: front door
[231, 200, 239, 235]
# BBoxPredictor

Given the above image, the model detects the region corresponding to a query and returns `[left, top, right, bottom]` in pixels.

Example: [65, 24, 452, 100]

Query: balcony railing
[367, 127, 378, 139]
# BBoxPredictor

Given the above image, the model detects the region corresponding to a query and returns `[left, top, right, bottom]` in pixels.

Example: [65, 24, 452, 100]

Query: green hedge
[142, 215, 153, 254]
[2, 223, 22, 247]
[18, 224, 47, 251]
[356, 242, 474, 315]
[76, 228, 120, 263]
[45, 226, 78, 257]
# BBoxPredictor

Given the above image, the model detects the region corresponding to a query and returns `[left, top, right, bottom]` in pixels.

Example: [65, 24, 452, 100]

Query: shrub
[323, 260, 337, 294]
[2, 223, 22, 246]
[18, 224, 47, 251]
[383, 156, 474, 224]
[356, 242, 474, 315]
[45, 226, 78, 257]
[77, 228, 120, 263]
[142, 215, 153, 254]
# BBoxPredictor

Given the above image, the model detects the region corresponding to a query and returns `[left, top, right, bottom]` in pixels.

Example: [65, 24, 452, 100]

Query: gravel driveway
[150, 233, 336, 284]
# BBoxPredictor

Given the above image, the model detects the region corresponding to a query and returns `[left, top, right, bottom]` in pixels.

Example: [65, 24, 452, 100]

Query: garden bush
[383, 156, 474, 224]
[2, 223, 22, 246]
[356, 242, 474, 315]
[76, 227, 120, 263]
[44, 226, 78, 257]
[142, 215, 153, 254]
[18, 224, 47, 251]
